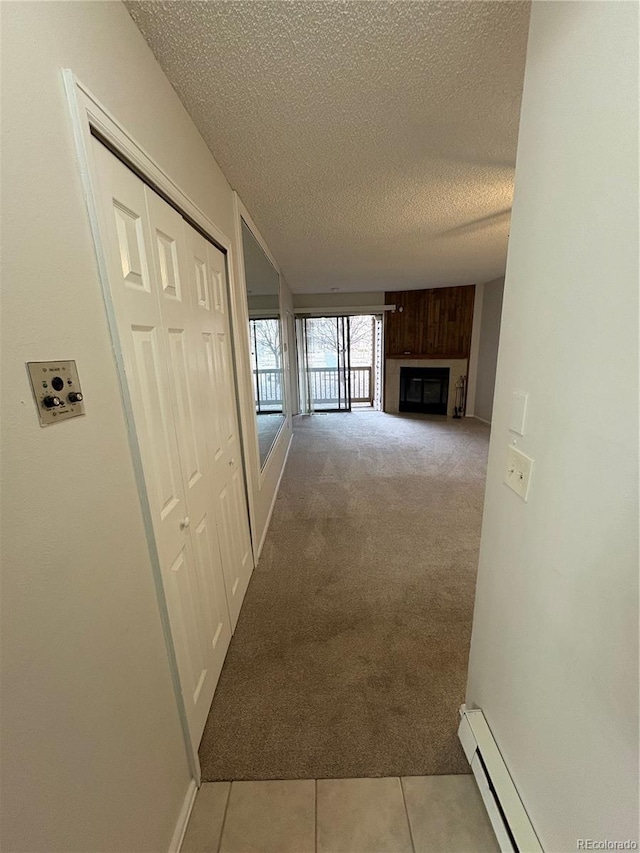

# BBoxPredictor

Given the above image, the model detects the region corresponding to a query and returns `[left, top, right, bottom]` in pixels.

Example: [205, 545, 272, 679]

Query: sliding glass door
[301, 316, 351, 411]
[295, 314, 382, 412]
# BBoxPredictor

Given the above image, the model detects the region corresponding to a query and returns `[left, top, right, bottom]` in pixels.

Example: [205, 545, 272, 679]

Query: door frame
[299, 314, 365, 413]
[340, 316, 352, 412]
[63, 70, 253, 783]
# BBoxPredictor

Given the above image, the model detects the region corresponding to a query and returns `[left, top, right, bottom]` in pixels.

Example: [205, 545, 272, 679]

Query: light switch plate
[504, 444, 533, 501]
[510, 391, 528, 435]
[27, 360, 85, 426]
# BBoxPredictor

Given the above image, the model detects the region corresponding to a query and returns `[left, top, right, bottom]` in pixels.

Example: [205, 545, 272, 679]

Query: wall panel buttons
[43, 395, 62, 409]
[27, 361, 85, 426]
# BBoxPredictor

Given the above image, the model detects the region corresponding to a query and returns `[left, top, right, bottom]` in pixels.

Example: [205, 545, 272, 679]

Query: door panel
[211, 265, 224, 314]
[155, 229, 182, 299]
[217, 485, 239, 598]
[167, 327, 202, 489]
[93, 142, 187, 566]
[194, 258, 210, 310]
[301, 316, 352, 411]
[192, 512, 227, 653]
[130, 325, 182, 521]
[201, 332, 224, 462]
[93, 140, 233, 751]
[216, 474, 252, 605]
[215, 330, 236, 446]
[230, 468, 252, 576]
[188, 510, 230, 739]
[145, 185, 233, 743]
[113, 202, 152, 291]
[165, 546, 206, 706]
[186, 226, 254, 628]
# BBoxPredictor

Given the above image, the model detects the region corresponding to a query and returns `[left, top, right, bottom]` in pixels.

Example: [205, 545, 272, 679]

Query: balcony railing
[306, 366, 373, 406]
[348, 366, 373, 403]
[253, 365, 373, 410]
[254, 368, 283, 413]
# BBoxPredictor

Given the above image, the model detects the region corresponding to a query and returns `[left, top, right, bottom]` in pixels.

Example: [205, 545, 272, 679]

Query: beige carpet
[199, 411, 490, 781]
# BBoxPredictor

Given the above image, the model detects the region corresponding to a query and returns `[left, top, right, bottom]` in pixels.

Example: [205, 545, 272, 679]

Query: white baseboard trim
[169, 779, 198, 853]
[473, 415, 492, 425]
[255, 432, 293, 562]
[458, 706, 542, 853]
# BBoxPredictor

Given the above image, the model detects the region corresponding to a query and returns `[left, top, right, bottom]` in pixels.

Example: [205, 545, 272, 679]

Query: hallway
[199, 412, 490, 781]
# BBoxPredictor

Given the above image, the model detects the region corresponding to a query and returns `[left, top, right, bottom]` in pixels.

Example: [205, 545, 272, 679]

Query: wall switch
[510, 391, 528, 435]
[26, 360, 85, 427]
[504, 445, 533, 501]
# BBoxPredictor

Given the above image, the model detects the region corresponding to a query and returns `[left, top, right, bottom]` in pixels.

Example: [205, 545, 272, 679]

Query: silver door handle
[229, 459, 235, 467]
[179, 517, 190, 530]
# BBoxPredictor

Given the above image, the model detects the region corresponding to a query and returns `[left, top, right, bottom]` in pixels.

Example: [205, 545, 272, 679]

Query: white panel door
[186, 226, 253, 628]
[92, 140, 231, 750]
[144, 188, 232, 742]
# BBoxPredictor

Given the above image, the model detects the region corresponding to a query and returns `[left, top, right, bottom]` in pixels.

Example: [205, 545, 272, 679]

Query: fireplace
[399, 367, 450, 415]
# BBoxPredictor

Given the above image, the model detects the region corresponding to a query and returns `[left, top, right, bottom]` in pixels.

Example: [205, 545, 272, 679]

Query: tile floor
[181, 774, 500, 853]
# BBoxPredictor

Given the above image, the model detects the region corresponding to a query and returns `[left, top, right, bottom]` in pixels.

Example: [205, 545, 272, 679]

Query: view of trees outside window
[250, 317, 281, 367]
[302, 315, 376, 407]
[251, 314, 378, 413]
[249, 318, 283, 412]
[305, 316, 374, 368]
[348, 315, 375, 369]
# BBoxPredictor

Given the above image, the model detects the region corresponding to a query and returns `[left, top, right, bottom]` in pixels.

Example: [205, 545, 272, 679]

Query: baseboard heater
[458, 706, 543, 853]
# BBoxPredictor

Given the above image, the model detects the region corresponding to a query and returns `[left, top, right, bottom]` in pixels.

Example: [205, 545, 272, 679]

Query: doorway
[297, 314, 382, 412]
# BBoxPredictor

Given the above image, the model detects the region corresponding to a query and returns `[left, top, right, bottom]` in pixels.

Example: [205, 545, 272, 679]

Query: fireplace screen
[399, 367, 449, 415]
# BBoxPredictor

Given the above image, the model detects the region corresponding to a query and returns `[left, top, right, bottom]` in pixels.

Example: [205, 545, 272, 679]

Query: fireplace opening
[399, 367, 449, 415]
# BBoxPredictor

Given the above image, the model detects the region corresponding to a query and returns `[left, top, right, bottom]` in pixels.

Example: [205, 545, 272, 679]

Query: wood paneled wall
[385, 285, 475, 359]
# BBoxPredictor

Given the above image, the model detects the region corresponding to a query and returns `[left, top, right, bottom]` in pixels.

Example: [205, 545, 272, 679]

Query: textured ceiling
[126, 1, 531, 293]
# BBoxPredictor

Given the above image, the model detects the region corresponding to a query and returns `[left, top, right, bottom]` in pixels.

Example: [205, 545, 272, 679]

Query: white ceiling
[126, 1, 531, 294]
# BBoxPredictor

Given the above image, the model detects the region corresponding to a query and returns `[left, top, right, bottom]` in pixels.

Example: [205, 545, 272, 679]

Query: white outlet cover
[510, 391, 528, 435]
[504, 444, 534, 501]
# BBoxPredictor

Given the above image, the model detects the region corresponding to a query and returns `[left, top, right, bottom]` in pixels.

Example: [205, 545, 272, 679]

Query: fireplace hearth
[399, 367, 450, 415]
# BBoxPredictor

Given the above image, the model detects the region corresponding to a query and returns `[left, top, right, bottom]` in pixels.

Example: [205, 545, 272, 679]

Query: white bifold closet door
[186, 226, 253, 623]
[92, 140, 252, 750]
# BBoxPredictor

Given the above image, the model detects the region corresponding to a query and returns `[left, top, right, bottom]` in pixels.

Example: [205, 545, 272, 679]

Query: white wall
[280, 282, 300, 416]
[293, 291, 387, 310]
[473, 277, 504, 423]
[285, 307, 300, 416]
[0, 2, 290, 850]
[465, 282, 484, 417]
[465, 3, 638, 851]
